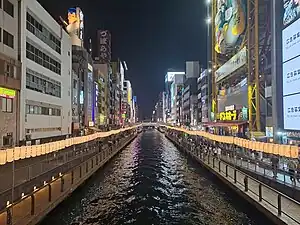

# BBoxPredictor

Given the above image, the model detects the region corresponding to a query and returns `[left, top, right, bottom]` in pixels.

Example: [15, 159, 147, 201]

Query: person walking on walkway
[288, 160, 297, 185]
[217, 146, 222, 160]
[271, 155, 279, 179]
[296, 160, 300, 183]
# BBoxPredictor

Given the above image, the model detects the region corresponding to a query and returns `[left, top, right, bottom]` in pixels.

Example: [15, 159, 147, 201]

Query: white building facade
[19, 0, 72, 143]
[0, 0, 22, 147]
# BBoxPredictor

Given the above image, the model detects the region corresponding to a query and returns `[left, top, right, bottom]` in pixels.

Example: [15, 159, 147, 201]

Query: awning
[202, 121, 248, 127]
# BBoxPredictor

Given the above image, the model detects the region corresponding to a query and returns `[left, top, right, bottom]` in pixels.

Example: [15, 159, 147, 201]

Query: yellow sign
[0, 87, 16, 98]
[218, 110, 237, 121]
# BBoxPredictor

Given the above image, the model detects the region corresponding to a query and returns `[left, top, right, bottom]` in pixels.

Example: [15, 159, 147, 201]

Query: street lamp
[206, 17, 211, 25]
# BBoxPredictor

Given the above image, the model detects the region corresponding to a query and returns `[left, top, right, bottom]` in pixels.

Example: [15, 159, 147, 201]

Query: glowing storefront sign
[218, 110, 237, 121]
[0, 87, 16, 98]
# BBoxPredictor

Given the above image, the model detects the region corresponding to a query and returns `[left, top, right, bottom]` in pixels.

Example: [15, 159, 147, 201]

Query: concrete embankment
[0, 132, 137, 225]
[166, 133, 300, 225]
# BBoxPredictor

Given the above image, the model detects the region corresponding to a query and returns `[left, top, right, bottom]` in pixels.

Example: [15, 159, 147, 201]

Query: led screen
[282, 17, 300, 62]
[282, 16, 300, 130]
[283, 93, 300, 130]
[283, 0, 300, 27]
[282, 56, 300, 96]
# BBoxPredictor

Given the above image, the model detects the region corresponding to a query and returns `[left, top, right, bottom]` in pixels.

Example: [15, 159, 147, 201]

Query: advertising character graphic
[283, 0, 300, 26]
[215, 0, 246, 54]
[59, 7, 84, 47]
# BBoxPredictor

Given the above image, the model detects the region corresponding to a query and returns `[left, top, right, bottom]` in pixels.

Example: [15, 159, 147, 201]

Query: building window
[3, 0, 14, 17]
[26, 70, 61, 98]
[3, 30, 14, 48]
[26, 12, 61, 54]
[26, 42, 61, 75]
[5, 63, 16, 78]
[3, 133, 13, 147]
[1, 97, 13, 113]
[26, 104, 61, 116]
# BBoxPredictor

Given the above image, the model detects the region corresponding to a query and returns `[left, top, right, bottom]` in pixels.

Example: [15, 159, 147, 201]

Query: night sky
[38, 0, 207, 119]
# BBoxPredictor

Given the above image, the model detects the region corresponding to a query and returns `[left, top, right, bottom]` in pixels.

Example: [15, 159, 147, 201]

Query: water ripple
[41, 130, 274, 225]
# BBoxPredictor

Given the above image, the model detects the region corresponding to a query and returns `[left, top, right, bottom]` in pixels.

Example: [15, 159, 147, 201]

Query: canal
[41, 130, 274, 225]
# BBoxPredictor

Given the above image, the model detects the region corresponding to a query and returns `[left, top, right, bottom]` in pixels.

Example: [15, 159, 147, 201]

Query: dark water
[41, 130, 273, 225]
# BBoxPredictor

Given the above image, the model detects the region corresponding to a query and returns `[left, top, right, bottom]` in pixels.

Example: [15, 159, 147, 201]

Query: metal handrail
[168, 135, 300, 224]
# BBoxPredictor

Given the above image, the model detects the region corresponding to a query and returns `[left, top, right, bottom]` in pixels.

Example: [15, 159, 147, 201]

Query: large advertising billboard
[283, 0, 300, 27]
[282, 56, 300, 96]
[283, 93, 300, 130]
[214, 0, 247, 54]
[282, 17, 300, 62]
[215, 46, 247, 82]
[282, 5, 300, 130]
[66, 7, 84, 46]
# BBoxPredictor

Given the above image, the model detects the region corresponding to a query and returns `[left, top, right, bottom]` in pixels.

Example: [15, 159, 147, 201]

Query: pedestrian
[296, 161, 300, 183]
[287, 160, 297, 185]
[217, 146, 222, 159]
[271, 156, 279, 178]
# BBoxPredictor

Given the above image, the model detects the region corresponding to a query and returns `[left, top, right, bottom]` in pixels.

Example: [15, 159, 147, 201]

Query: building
[71, 46, 94, 133]
[71, 69, 80, 135]
[111, 60, 125, 126]
[164, 71, 185, 124]
[0, 0, 22, 147]
[19, 0, 72, 144]
[93, 63, 109, 127]
[176, 88, 184, 125]
[122, 80, 132, 124]
[155, 92, 164, 122]
[182, 77, 198, 126]
[169, 74, 185, 124]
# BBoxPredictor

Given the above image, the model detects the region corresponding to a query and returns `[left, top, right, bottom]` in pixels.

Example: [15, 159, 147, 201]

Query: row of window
[1, 97, 13, 113]
[26, 42, 61, 75]
[0, 28, 14, 48]
[26, 70, 61, 98]
[26, 12, 61, 54]
[25, 127, 61, 134]
[26, 104, 61, 116]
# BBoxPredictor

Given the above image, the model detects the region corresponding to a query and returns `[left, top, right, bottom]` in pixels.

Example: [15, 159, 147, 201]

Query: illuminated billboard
[66, 7, 84, 46]
[165, 72, 185, 82]
[283, 93, 300, 130]
[97, 30, 111, 63]
[214, 0, 247, 54]
[283, 0, 300, 27]
[282, 11, 300, 130]
[215, 46, 247, 82]
[282, 17, 300, 63]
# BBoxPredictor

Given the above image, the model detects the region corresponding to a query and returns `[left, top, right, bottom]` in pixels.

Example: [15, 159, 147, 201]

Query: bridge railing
[0, 126, 138, 166]
[208, 156, 300, 224]
[169, 134, 300, 224]
[165, 126, 299, 159]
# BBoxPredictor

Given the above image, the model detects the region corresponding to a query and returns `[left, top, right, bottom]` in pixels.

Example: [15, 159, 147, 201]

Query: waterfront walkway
[221, 154, 300, 189]
[168, 135, 300, 225]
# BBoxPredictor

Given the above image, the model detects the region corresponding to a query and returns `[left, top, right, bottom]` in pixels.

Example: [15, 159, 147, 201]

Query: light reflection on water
[41, 130, 274, 225]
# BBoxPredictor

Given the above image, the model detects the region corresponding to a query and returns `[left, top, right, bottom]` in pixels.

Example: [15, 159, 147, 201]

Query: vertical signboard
[97, 30, 111, 63]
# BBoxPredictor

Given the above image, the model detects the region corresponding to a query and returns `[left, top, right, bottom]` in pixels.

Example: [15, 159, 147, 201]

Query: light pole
[206, 0, 212, 122]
